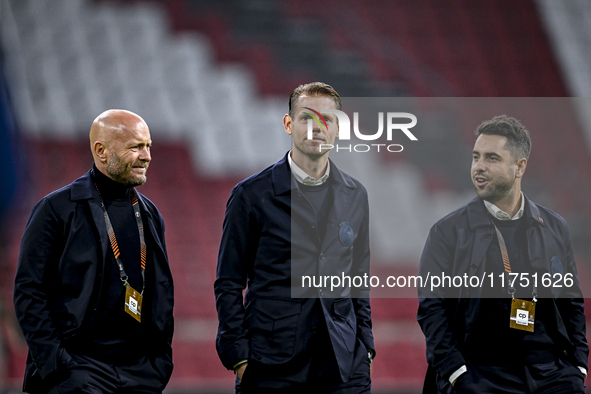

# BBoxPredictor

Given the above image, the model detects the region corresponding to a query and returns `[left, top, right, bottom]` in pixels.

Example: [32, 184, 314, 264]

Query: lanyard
[93, 176, 147, 294]
[491, 221, 537, 301]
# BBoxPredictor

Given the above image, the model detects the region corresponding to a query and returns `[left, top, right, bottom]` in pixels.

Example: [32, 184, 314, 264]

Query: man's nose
[139, 147, 151, 162]
[473, 158, 485, 172]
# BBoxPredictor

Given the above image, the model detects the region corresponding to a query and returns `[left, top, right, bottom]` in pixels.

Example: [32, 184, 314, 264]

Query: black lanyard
[93, 177, 147, 294]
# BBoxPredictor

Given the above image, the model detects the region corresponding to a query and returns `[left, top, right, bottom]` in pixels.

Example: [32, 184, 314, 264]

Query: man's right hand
[236, 362, 248, 381]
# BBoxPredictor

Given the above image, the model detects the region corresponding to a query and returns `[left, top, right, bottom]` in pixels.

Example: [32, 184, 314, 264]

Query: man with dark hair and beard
[417, 115, 588, 393]
[14, 109, 174, 393]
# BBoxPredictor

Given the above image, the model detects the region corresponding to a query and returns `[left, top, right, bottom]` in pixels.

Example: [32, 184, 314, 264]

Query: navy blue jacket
[214, 153, 374, 383]
[417, 195, 588, 392]
[14, 170, 174, 393]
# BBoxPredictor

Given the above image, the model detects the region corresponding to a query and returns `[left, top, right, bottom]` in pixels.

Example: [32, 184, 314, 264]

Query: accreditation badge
[125, 284, 143, 322]
[510, 298, 535, 332]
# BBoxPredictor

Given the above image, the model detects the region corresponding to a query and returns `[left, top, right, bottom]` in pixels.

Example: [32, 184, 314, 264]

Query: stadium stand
[536, 0, 591, 98]
[2, 0, 591, 393]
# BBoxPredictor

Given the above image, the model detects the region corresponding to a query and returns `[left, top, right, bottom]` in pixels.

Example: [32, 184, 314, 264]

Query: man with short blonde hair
[215, 82, 375, 393]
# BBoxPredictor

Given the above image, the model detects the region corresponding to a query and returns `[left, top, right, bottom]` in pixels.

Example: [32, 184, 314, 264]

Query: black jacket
[417, 195, 588, 392]
[14, 170, 174, 392]
[214, 153, 374, 383]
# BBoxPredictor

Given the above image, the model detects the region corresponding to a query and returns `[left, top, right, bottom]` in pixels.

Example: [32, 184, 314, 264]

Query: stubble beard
[474, 171, 515, 204]
[107, 152, 147, 187]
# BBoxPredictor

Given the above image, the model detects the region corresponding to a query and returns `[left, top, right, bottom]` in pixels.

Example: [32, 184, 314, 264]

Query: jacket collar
[271, 151, 357, 195]
[70, 170, 99, 201]
[70, 169, 151, 217]
[467, 193, 545, 231]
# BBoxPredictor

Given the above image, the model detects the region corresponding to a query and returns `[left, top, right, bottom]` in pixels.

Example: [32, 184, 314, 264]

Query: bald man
[14, 110, 174, 394]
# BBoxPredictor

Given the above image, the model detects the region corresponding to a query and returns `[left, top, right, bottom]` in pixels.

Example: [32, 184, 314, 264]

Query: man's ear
[94, 141, 108, 163]
[515, 158, 527, 178]
[283, 114, 292, 136]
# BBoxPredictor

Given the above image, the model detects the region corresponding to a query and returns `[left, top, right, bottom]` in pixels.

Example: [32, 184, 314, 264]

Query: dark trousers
[236, 339, 371, 394]
[436, 358, 585, 394]
[46, 353, 168, 394]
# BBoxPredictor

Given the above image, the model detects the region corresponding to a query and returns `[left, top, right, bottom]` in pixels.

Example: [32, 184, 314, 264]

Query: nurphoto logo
[304, 108, 418, 153]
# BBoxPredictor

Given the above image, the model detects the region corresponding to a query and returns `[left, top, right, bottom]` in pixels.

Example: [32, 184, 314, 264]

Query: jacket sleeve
[352, 195, 375, 355]
[214, 185, 257, 370]
[556, 220, 588, 369]
[13, 198, 74, 380]
[145, 199, 175, 351]
[417, 223, 466, 380]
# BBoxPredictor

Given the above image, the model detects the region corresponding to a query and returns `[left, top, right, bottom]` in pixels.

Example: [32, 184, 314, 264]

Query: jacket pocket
[249, 298, 302, 360]
[332, 298, 356, 353]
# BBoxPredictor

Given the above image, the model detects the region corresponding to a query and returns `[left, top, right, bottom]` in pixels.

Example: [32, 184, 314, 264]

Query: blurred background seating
[2, 1, 591, 392]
